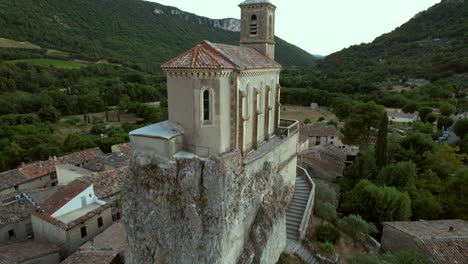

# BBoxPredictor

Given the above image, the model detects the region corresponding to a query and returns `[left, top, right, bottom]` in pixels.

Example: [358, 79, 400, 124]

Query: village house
[0, 148, 105, 196]
[31, 179, 112, 257]
[381, 219, 468, 264]
[62, 222, 125, 264]
[300, 125, 343, 147]
[387, 111, 418, 123]
[0, 187, 59, 243]
[0, 239, 60, 264]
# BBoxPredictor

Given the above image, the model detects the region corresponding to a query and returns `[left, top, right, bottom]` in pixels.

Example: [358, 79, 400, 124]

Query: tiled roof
[0, 240, 59, 263]
[0, 148, 105, 192]
[421, 238, 468, 264]
[383, 220, 468, 264]
[81, 222, 125, 252]
[0, 197, 33, 228]
[81, 166, 128, 200]
[0, 170, 29, 191]
[17, 160, 58, 180]
[300, 125, 339, 137]
[301, 154, 344, 177]
[162, 40, 281, 70]
[38, 179, 90, 216]
[102, 153, 130, 169]
[383, 220, 468, 239]
[61, 250, 119, 264]
[59, 148, 105, 166]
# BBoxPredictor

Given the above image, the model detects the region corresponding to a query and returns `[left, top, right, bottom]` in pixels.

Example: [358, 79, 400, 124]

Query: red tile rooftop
[0, 240, 59, 263]
[162, 40, 281, 70]
[300, 125, 340, 138]
[38, 179, 91, 216]
[81, 166, 128, 200]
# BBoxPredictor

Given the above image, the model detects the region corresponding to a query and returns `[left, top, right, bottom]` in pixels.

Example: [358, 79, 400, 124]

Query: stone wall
[123, 139, 296, 264]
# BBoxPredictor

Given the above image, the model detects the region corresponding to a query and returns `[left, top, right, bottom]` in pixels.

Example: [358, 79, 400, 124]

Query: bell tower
[239, 0, 276, 60]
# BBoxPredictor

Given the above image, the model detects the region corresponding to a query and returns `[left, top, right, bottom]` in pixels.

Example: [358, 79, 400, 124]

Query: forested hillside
[281, 1, 468, 112]
[0, 0, 315, 73]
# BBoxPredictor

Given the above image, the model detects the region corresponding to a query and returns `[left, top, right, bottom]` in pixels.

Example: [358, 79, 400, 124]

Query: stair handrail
[297, 165, 316, 240]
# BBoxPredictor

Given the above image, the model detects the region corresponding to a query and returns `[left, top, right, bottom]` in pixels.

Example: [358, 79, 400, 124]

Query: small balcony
[278, 119, 300, 137]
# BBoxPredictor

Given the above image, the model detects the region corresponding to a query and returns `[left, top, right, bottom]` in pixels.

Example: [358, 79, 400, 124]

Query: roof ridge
[202, 41, 242, 69]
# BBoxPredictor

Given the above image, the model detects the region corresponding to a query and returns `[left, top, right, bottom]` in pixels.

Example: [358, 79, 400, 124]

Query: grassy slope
[0, 0, 315, 73]
[7, 59, 87, 69]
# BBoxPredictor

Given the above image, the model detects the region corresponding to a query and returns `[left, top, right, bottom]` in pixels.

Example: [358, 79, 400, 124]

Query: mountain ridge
[0, 0, 315, 73]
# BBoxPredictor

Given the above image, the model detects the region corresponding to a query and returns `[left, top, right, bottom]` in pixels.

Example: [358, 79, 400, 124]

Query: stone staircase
[286, 174, 311, 240]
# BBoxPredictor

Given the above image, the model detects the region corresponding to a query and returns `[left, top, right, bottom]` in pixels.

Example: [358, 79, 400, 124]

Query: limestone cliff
[123, 150, 294, 264]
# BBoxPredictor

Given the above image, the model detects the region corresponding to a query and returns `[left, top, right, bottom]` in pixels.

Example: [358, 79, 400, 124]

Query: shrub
[314, 201, 338, 225]
[304, 118, 311, 124]
[316, 224, 340, 244]
[322, 241, 334, 254]
[318, 117, 325, 122]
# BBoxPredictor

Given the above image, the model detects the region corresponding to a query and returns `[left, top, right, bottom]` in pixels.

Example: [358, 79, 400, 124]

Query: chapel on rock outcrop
[130, 0, 295, 158]
[125, 1, 307, 263]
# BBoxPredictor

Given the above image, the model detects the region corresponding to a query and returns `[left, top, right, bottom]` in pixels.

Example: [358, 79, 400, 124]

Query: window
[269, 15, 273, 38]
[97, 217, 103, 227]
[203, 89, 210, 121]
[242, 84, 251, 120]
[8, 229, 15, 240]
[25, 223, 33, 238]
[250, 15, 257, 35]
[80, 226, 87, 238]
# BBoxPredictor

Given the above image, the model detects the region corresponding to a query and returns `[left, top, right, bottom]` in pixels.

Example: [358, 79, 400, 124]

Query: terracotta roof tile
[61, 250, 120, 264]
[0, 240, 59, 263]
[81, 166, 128, 200]
[421, 238, 468, 264]
[383, 220, 468, 264]
[300, 125, 339, 137]
[39, 179, 90, 216]
[162, 40, 281, 70]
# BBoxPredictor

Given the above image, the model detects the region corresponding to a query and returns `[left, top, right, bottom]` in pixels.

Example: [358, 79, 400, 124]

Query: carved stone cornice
[163, 70, 233, 79]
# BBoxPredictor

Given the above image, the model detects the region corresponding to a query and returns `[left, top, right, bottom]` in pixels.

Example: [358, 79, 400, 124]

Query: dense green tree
[425, 113, 437, 123]
[439, 102, 456, 116]
[437, 115, 453, 129]
[314, 201, 338, 225]
[63, 133, 97, 152]
[411, 121, 434, 135]
[37, 106, 61, 123]
[1, 142, 24, 169]
[375, 112, 388, 169]
[341, 180, 412, 226]
[315, 182, 337, 205]
[343, 150, 378, 189]
[410, 189, 443, 220]
[342, 102, 385, 147]
[339, 215, 377, 247]
[454, 118, 468, 139]
[443, 169, 468, 220]
[402, 102, 419, 113]
[422, 144, 467, 179]
[377, 161, 417, 190]
[418, 107, 433, 123]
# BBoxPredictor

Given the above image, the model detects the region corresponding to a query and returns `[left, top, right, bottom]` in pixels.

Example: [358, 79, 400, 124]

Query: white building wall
[52, 185, 97, 218]
[238, 70, 280, 153]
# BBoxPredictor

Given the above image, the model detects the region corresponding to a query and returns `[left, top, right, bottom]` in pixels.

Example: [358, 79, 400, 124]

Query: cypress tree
[375, 112, 388, 169]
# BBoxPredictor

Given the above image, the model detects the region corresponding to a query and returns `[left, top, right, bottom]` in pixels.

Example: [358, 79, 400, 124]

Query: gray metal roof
[129, 121, 184, 140]
[239, 0, 273, 6]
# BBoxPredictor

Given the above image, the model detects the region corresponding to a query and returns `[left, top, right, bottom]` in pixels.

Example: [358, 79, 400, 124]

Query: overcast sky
[149, 0, 440, 55]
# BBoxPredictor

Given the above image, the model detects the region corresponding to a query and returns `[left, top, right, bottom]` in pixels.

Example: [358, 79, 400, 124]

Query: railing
[278, 119, 300, 137]
[297, 165, 316, 241]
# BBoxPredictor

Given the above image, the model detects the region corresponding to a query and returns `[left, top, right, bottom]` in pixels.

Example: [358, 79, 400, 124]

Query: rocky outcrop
[153, 7, 240, 32]
[123, 150, 293, 264]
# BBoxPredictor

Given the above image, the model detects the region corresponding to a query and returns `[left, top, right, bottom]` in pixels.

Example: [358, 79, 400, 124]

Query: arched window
[269, 80, 275, 108]
[250, 15, 257, 35]
[257, 83, 264, 113]
[203, 89, 210, 121]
